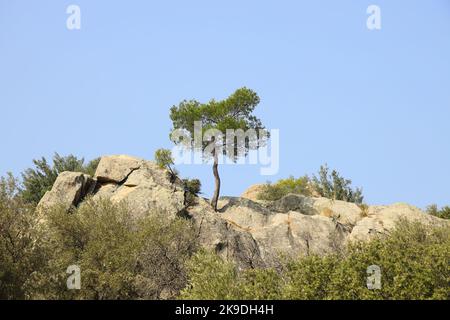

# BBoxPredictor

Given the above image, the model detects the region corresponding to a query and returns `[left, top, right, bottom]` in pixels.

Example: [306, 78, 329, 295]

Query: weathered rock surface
[38, 155, 450, 268]
[268, 194, 362, 224]
[92, 156, 186, 219]
[94, 155, 142, 183]
[38, 155, 186, 219]
[37, 171, 95, 212]
[347, 203, 447, 242]
[215, 196, 347, 265]
[187, 198, 266, 269]
[240, 184, 266, 202]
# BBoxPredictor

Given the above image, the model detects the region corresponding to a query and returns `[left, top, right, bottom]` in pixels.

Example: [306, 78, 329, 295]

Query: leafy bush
[312, 164, 364, 204]
[24, 199, 198, 300]
[21, 153, 100, 205]
[0, 174, 47, 299]
[257, 176, 311, 201]
[180, 250, 283, 300]
[154, 148, 177, 178]
[181, 220, 450, 300]
[319, 220, 450, 300]
[257, 165, 363, 204]
[183, 178, 202, 207]
[426, 204, 450, 220]
[180, 250, 238, 300]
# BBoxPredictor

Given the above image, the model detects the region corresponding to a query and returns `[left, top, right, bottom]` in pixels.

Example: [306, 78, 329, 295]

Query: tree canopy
[169, 87, 267, 210]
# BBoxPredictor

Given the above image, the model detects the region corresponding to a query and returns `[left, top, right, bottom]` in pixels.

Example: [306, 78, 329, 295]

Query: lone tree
[169, 87, 267, 211]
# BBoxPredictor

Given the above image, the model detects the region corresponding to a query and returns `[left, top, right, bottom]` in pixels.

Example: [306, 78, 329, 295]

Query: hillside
[37, 155, 449, 269]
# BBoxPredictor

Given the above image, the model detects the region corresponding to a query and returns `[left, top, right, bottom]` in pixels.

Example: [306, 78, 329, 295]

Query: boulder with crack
[37, 171, 96, 212]
[186, 198, 266, 269]
[92, 155, 186, 219]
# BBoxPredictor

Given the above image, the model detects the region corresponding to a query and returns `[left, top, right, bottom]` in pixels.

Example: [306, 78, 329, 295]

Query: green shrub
[180, 250, 283, 300]
[312, 164, 364, 204]
[321, 220, 450, 300]
[181, 220, 450, 300]
[155, 148, 176, 169]
[257, 165, 364, 204]
[0, 174, 47, 299]
[180, 250, 239, 300]
[183, 178, 202, 207]
[21, 153, 100, 205]
[283, 254, 339, 299]
[26, 199, 197, 300]
[237, 268, 285, 300]
[257, 176, 311, 201]
[426, 204, 450, 220]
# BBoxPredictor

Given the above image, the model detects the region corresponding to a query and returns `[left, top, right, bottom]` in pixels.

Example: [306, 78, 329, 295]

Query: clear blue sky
[1, 0, 449, 208]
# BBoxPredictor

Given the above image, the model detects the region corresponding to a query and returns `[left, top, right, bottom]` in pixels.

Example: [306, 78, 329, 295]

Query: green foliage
[180, 250, 238, 300]
[257, 166, 364, 204]
[27, 199, 197, 300]
[170, 88, 267, 210]
[181, 220, 450, 300]
[183, 179, 201, 196]
[183, 178, 202, 207]
[2, 171, 448, 301]
[155, 148, 175, 170]
[237, 268, 284, 300]
[170, 87, 266, 159]
[21, 153, 100, 205]
[180, 250, 283, 300]
[312, 164, 364, 204]
[0, 174, 47, 299]
[426, 204, 450, 220]
[154, 148, 178, 182]
[257, 176, 311, 201]
[283, 255, 339, 299]
[322, 220, 450, 300]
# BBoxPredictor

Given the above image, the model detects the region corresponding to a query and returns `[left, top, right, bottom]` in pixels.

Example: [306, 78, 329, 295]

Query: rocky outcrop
[187, 198, 266, 269]
[94, 155, 142, 184]
[37, 171, 95, 212]
[37, 155, 186, 219]
[348, 203, 448, 242]
[92, 157, 185, 219]
[38, 155, 450, 268]
[214, 196, 348, 265]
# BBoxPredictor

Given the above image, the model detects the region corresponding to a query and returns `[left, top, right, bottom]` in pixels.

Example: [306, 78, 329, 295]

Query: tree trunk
[211, 149, 221, 211]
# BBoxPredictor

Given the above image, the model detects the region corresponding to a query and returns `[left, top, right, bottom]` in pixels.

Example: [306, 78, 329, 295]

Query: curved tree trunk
[211, 149, 221, 211]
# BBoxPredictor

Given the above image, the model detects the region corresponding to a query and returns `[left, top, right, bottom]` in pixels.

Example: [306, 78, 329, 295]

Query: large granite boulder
[94, 155, 142, 183]
[37, 171, 95, 212]
[92, 156, 186, 219]
[240, 184, 266, 202]
[187, 198, 266, 269]
[37, 155, 186, 219]
[347, 203, 448, 242]
[212, 196, 348, 266]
